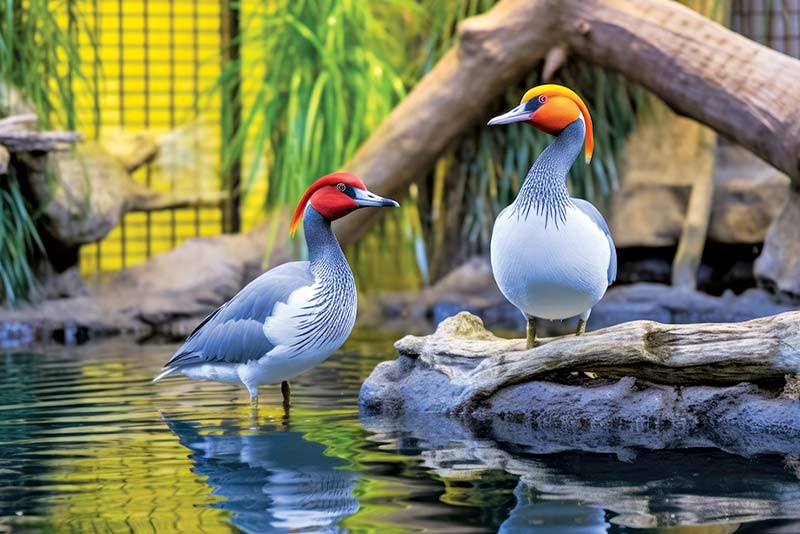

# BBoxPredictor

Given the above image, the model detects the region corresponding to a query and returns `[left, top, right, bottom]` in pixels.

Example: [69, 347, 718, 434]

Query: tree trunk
[334, 0, 800, 246]
[670, 126, 716, 289]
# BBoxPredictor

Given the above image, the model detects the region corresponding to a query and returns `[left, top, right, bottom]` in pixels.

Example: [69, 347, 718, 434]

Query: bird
[153, 172, 398, 408]
[487, 84, 616, 349]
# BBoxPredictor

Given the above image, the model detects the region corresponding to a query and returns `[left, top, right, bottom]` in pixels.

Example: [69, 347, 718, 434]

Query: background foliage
[221, 0, 646, 287]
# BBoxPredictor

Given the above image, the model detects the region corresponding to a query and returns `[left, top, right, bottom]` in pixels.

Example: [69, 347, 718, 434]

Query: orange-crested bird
[487, 84, 616, 348]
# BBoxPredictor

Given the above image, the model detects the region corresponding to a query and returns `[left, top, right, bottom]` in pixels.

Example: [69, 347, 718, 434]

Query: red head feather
[289, 172, 367, 236]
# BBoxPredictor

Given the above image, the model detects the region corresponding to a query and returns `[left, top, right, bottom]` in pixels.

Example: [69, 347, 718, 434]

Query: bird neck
[513, 119, 585, 225]
[303, 205, 351, 278]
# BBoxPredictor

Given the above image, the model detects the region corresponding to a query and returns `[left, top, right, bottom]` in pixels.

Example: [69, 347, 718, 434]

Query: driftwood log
[360, 312, 800, 448]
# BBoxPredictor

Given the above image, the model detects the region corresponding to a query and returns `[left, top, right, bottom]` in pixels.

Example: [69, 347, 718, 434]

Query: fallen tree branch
[126, 191, 228, 212]
[0, 113, 82, 151]
[334, 0, 800, 245]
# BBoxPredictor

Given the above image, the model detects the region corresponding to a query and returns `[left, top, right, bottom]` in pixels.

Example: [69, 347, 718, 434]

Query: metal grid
[78, 0, 228, 275]
[732, 0, 800, 57]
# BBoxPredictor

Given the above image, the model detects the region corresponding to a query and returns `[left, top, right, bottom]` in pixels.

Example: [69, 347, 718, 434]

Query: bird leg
[281, 381, 291, 407]
[249, 394, 259, 424]
[576, 319, 587, 335]
[576, 309, 591, 336]
[526, 316, 537, 349]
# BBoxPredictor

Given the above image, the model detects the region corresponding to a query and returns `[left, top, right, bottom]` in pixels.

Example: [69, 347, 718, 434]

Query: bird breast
[490, 203, 611, 320]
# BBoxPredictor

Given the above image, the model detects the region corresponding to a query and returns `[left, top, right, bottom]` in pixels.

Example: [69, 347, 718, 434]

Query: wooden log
[126, 191, 228, 213]
[386, 311, 800, 412]
[334, 0, 800, 245]
[0, 129, 82, 152]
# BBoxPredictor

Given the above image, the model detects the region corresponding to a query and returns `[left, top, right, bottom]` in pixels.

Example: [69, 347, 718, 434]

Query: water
[1, 330, 799, 533]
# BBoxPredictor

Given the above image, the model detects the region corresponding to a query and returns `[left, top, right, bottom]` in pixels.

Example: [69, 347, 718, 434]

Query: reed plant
[0, 0, 95, 305]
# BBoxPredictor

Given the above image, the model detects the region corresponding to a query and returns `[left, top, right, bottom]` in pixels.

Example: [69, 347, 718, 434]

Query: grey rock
[380, 257, 797, 333]
[0, 221, 284, 345]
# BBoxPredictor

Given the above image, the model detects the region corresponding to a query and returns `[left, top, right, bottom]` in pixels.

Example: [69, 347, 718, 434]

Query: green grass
[0, 167, 44, 306]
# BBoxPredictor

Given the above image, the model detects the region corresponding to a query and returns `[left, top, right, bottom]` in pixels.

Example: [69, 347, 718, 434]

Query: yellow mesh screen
[71, 1, 238, 275]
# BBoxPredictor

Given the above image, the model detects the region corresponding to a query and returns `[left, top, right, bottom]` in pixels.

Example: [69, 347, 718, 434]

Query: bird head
[290, 172, 399, 235]
[487, 84, 594, 164]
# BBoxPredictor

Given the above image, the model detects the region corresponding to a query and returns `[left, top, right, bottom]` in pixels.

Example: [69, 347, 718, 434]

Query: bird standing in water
[487, 84, 616, 348]
[153, 173, 398, 407]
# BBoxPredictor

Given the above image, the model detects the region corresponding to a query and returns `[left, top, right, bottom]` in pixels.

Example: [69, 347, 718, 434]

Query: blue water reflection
[164, 417, 359, 534]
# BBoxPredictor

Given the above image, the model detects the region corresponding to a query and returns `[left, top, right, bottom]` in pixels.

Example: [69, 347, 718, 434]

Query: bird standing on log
[153, 173, 398, 407]
[487, 84, 616, 348]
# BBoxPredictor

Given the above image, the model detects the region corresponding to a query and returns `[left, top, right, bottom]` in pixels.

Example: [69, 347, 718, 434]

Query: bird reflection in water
[499, 481, 609, 534]
[163, 416, 359, 533]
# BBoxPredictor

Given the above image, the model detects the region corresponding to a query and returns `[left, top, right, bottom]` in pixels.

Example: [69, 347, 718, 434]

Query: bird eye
[538, 95, 548, 104]
[336, 183, 346, 192]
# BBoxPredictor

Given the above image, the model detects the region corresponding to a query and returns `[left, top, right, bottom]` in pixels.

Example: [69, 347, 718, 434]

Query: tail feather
[152, 366, 179, 383]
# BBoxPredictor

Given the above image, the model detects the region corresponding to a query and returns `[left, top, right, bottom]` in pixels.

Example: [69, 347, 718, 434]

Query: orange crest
[521, 84, 594, 164]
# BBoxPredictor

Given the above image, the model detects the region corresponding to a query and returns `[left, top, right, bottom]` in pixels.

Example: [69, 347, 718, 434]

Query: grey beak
[354, 188, 399, 208]
[487, 104, 532, 126]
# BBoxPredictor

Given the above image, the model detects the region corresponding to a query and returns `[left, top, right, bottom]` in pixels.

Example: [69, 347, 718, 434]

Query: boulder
[0, 219, 290, 347]
[20, 143, 145, 248]
[710, 145, 790, 244]
[755, 185, 800, 301]
[360, 312, 800, 452]
[609, 138, 789, 247]
[608, 104, 711, 248]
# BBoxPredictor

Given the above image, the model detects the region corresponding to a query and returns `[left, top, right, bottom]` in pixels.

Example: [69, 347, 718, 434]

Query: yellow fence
[72, 0, 268, 275]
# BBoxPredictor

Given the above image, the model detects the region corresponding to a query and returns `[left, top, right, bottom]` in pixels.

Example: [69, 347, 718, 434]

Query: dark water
[1, 329, 799, 533]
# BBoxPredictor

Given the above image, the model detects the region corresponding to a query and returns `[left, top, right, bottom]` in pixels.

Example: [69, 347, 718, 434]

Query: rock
[755, 185, 800, 301]
[99, 128, 159, 172]
[609, 104, 711, 248]
[360, 312, 800, 448]
[609, 134, 789, 248]
[379, 256, 522, 330]
[380, 257, 797, 333]
[20, 143, 143, 248]
[0, 220, 290, 346]
[710, 145, 790, 244]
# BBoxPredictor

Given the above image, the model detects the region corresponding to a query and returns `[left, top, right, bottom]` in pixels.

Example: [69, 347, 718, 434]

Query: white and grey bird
[153, 172, 398, 406]
[487, 84, 616, 348]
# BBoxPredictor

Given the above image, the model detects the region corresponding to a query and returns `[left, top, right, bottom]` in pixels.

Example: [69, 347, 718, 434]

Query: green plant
[0, 168, 44, 306]
[0, 0, 96, 128]
[0, 0, 96, 305]
[219, 0, 415, 209]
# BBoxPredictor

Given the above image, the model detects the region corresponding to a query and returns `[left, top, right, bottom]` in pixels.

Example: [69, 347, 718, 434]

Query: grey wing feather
[572, 198, 617, 284]
[163, 261, 314, 369]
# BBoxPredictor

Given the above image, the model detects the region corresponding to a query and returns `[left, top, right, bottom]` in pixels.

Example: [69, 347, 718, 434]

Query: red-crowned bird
[487, 84, 616, 348]
[153, 173, 398, 406]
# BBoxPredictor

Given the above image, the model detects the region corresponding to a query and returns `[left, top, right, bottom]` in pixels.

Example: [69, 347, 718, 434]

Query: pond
[1, 329, 799, 533]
